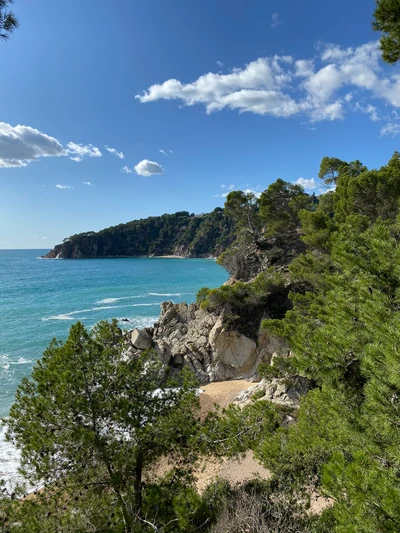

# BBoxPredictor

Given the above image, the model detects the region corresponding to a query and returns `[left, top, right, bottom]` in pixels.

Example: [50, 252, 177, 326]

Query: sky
[1, 0, 400, 249]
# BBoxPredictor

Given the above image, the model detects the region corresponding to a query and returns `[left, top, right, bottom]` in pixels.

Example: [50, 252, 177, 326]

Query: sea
[0, 249, 228, 486]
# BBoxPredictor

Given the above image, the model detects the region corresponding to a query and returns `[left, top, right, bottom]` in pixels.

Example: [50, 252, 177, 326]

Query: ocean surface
[0, 249, 228, 485]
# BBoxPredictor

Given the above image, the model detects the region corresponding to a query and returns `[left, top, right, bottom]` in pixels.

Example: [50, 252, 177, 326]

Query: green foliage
[200, 401, 280, 458]
[299, 191, 336, 251]
[200, 270, 289, 338]
[51, 208, 236, 259]
[0, 0, 19, 41]
[196, 286, 210, 303]
[373, 0, 400, 63]
[3, 321, 200, 532]
[259, 178, 311, 235]
[224, 190, 262, 242]
[334, 153, 400, 223]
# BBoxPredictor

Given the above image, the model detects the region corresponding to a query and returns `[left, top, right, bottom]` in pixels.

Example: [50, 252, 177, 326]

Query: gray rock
[131, 329, 153, 350]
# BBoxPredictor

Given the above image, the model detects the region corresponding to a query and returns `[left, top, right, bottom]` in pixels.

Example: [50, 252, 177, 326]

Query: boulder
[131, 329, 153, 350]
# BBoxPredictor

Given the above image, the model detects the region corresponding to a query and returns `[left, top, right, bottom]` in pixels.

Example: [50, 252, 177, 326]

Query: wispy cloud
[67, 142, 102, 162]
[56, 184, 74, 189]
[105, 146, 124, 159]
[381, 122, 400, 137]
[121, 165, 134, 174]
[83, 181, 93, 186]
[270, 13, 281, 29]
[159, 149, 168, 156]
[216, 60, 224, 68]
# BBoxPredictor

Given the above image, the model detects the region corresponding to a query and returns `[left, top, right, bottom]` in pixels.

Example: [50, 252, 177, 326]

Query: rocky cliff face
[219, 231, 307, 281]
[124, 301, 290, 383]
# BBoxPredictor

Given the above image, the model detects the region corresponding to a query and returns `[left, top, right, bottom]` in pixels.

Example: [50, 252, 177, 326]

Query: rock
[131, 329, 153, 350]
[234, 376, 311, 409]
[127, 301, 293, 385]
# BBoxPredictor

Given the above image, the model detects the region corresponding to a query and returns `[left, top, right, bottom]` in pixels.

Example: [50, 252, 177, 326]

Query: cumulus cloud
[134, 159, 164, 177]
[0, 122, 66, 168]
[0, 122, 104, 169]
[105, 146, 124, 159]
[56, 184, 74, 189]
[136, 41, 400, 126]
[294, 177, 318, 190]
[270, 13, 281, 28]
[83, 181, 93, 186]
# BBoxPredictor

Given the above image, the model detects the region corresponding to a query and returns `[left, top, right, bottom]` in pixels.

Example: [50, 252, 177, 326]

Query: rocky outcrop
[219, 231, 307, 281]
[125, 301, 290, 383]
[234, 376, 311, 409]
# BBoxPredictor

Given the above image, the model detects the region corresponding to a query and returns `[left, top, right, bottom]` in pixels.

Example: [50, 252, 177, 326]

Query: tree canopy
[373, 0, 400, 63]
[0, 0, 18, 41]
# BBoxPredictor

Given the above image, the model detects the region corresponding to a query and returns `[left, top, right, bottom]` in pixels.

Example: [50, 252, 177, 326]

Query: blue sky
[1, 0, 399, 249]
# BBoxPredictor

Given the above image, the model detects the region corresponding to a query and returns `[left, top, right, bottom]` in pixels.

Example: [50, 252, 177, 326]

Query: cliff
[44, 208, 235, 259]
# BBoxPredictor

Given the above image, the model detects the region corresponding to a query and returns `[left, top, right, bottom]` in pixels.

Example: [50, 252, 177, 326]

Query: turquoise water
[0, 250, 228, 482]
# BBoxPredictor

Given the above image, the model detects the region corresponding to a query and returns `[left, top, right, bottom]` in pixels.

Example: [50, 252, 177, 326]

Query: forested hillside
[44, 208, 236, 259]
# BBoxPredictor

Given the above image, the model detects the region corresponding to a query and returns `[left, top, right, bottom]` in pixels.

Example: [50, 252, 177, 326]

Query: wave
[41, 303, 161, 322]
[148, 292, 193, 297]
[0, 424, 22, 489]
[96, 295, 147, 304]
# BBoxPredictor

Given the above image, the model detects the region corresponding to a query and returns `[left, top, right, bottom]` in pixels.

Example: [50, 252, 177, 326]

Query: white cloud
[214, 186, 260, 198]
[159, 149, 168, 156]
[121, 165, 134, 174]
[56, 184, 74, 189]
[42, 236, 48, 240]
[105, 146, 124, 159]
[294, 177, 318, 190]
[270, 13, 281, 29]
[83, 181, 93, 186]
[134, 159, 164, 177]
[355, 102, 379, 121]
[169, 150, 173, 154]
[0, 122, 66, 168]
[216, 60, 224, 68]
[136, 40, 400, 127]
[381, 122, 400, 137]
[67, 142, 102, 161]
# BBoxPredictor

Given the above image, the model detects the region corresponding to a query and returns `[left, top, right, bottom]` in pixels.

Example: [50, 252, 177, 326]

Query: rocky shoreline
[123, 301, 310, 407]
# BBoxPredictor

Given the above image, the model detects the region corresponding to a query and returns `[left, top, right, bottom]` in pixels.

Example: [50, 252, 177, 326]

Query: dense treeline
[44, 208, 236, 259]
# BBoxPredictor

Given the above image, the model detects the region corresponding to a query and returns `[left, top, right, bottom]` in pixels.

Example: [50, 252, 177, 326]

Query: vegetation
[0, 0, 18, 41]
[47, 208, 236, 259]
[7, 145, 400, 530]
[373, 0, 400, 63]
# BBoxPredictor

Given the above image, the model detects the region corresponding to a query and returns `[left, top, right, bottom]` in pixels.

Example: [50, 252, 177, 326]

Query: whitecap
[148, 292, 182, 297]
[96, 295, 146, 304]
[131, 303, 161, 307]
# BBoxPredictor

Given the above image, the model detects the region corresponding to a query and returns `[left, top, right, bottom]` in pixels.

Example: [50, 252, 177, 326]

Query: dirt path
[194, 380, 271, 491]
